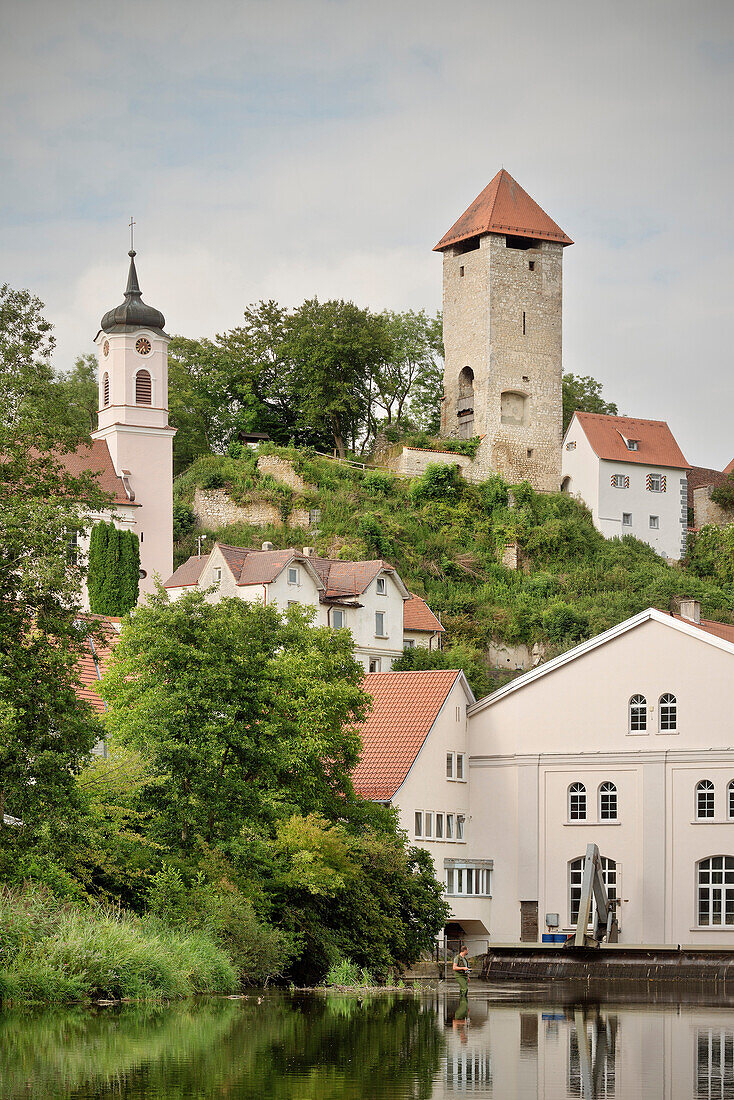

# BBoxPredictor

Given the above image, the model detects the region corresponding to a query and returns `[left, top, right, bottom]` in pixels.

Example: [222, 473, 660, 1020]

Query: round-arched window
[659, 693, 677, 731]
[569, 782, 586, 821]
[629, 694, 647, 733]
[696, 780, 715, 820]
[599, 782, 618, 820]
[697, 856, 734, 926]
[135, 369, 152, 405]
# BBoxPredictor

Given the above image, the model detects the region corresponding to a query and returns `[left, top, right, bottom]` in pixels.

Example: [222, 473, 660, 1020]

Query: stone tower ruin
[434, 170, 573, 492]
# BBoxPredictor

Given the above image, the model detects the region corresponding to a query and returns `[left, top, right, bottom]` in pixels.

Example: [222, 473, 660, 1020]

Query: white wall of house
[403, 629, 440, 650]
[466, 614, 734, 945]
[388, 676, 491, 935]
[560, 421, 600, 515]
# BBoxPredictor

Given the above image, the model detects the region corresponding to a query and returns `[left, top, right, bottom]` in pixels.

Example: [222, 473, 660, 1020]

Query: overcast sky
[2, 0, 733, 467]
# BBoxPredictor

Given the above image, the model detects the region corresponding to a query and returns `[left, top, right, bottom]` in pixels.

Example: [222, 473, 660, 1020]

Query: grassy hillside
[172, 444, 734, 658]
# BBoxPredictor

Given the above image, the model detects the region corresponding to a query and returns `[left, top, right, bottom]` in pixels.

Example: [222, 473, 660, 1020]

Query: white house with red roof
[164, 542, 414, 672]
[562, 412, 689, 559]
[402, 594, 444, 650]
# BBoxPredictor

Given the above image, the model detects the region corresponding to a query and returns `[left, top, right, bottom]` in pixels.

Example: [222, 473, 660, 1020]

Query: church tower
[92, 248, 175, 596]
[434, 170, 573, 491]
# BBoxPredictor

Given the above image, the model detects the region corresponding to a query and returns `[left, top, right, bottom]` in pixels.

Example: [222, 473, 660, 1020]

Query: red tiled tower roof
[352, 670, 461, 800]
[434, 169, 573, 252]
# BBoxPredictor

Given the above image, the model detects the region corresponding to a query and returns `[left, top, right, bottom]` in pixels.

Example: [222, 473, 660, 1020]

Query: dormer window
[135, 369, 152, 405]
[376, 577, 387, 595]
[626, 439, 639, 451]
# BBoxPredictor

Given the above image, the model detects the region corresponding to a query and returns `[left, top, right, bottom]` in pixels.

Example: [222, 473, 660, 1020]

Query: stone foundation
[693, 486, 734, 529]
[193, 488, 309, 530]
[256, 454, 313, 493]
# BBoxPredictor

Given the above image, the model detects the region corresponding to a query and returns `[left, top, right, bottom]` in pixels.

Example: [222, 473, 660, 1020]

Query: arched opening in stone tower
[500, 390, 528, 427]
[457, 366, 474, 438]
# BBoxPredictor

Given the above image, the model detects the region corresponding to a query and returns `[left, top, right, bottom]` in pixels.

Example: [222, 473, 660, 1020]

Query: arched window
[697, 857, 734, 926]
[458, 366, 474, 398]
[629, 694, 647, 733]
[135, 369, 152, 405]
[729, 781, 734, 820]
[570, 856, 617, 925]
[599, 782, 618, 820]
[456, 367, 474, 439]
[569, 783, 586, 821]
[102, 372, 110, 407]
[697, 780, 715, 820]
[659, 693, 677, 732]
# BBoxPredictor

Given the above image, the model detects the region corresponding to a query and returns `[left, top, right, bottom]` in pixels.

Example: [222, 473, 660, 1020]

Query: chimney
[302, 546, 314, 557]
[261, 541, 274, 552]
[679, 598, 701, 624]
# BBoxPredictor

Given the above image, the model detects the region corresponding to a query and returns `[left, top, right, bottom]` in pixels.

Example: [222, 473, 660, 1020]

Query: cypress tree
[119, 529, 140, 612]
[100, 523, 121, 615]
[87, 520, 109, 613]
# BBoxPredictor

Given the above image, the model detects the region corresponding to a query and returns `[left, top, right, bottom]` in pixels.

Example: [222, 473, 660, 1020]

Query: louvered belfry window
[102, 372, 110, 407]
[135, 369, 152, 405]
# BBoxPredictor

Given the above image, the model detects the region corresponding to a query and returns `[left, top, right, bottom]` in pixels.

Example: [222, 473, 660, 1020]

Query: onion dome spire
[100, 249, 166, 335]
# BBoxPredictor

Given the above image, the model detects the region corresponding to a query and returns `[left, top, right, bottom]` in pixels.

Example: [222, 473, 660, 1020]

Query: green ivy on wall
[88, 520, 140, 615]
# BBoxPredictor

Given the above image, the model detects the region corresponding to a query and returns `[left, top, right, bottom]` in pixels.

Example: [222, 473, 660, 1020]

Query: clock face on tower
[135, 337, 152, 356]
[103, 340, 110, 357]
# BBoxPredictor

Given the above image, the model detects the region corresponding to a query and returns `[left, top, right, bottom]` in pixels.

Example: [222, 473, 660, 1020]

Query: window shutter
[136, 370, 152, 405]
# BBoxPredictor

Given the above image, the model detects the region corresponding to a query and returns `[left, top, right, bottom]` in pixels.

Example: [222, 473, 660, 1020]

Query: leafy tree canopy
[562, 372, 619, 434]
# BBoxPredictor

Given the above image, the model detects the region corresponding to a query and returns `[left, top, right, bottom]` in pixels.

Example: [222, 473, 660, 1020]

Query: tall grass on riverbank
[0, 887, 238, 1003]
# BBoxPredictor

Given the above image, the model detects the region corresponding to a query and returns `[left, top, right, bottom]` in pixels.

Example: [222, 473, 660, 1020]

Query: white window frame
[446, 752, 466, 782]
[424, 811, 433, 838]
[697, 856, 734, 926]
[368, 658, 381, 673]
[622, 512, 632, 527]
[331, 609, 345, 629]
[611, 474, 627, 488]
[446, 813, 454, 840]
[569, 782, 586, 821]
[697, 780, 715, 820]
[375, 611, 387, 637]
[404, 639, 415, 649]
[629, 694, 647, 734]
[376, 577, 387, 595]
[444, 864, 491, 897]
[213, 566, 222, 583]
[456, 814, 465, 841]
[648, 473, 664, 492]
[729, 781, 734, 821]
[570, 856, 617, 926]
[287, 566, 300, 585]
[649, 515, 660, 530]
[659, 693, 677, 732]
[414, 811, 422, 838]
[435, 812, 444, 839]
[599, 781, 618, 821]
[446, 753, 453, 779]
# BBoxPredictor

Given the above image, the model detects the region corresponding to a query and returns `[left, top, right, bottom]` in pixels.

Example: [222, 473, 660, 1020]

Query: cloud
[2, 0, 733, 466]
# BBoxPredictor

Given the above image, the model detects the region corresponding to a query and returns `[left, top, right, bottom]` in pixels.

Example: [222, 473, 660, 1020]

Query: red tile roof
[672, 613, 734, 644]
[434, 169, 573, 252]
[165, 544, 408, 599]
[75, 617, 120, 714]
[572, 412, 688, 469]
[164, 554, 210, 588]
[403, 594, 444, 634]
[56, 440, 134, 506]
[352, 670, 461, 800]
[724, 458, 734, 476]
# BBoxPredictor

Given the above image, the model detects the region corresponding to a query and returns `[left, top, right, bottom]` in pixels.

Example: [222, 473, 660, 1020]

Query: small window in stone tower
[135, 369, 152, 405]
[529, 261, 535, 271]
[522, 311, 526, 335]
[459, 266, 465, 277]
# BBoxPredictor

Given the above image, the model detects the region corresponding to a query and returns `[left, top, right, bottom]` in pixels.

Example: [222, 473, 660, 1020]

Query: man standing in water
[452, 945, 470, 993]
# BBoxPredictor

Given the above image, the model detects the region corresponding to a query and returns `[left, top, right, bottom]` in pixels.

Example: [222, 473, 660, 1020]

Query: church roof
[56, 440, 137, 506]
[434, 169, 573, 251]
[100, 251, 166, 336]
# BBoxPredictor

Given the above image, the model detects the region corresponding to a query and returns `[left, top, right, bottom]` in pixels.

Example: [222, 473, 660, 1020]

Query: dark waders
[456, 969, 469, 994]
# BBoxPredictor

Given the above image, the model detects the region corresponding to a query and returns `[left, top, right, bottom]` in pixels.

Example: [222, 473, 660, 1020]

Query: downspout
[262, 584, 267, 606]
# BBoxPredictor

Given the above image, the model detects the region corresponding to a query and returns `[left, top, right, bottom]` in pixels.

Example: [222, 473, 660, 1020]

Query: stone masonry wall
[441, 232, 564, 492]
[392, 446, 474, 479]
[193, 488, 309, 530]
[693, 486, 734, 529]
[256, 454, 312, 493]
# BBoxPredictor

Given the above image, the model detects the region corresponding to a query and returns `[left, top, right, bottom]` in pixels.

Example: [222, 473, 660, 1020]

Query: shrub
[409, 463, 463, 505]
[173, 502, 197, 542]
[542, 601, 590, 643]
[362, 471, 396, 495]
[325, 958, 374, 987]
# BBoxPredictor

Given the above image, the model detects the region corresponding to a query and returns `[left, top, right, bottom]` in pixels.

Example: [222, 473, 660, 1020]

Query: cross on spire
[129, 215, 136, 254]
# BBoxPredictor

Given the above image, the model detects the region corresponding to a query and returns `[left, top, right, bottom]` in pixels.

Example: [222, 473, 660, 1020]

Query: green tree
[0, 285, 107, 846]
[87, 520, 139, 615]
[562, 372, 618, 433]
[370, 310, 443, 435]
[55, 353, 98, 436]
[392, 642, 496, 699]
[286, 298, 385, 457]
[101, 593, 370, 849]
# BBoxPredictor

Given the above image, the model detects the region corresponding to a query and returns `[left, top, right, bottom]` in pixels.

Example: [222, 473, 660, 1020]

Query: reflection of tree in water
[0, 994, 444, 1100]
[567, 1007, 618, 1099]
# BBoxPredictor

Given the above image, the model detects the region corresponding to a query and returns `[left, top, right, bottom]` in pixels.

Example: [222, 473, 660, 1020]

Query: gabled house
[353, 670, 486, 935]
[164, 542, 413, 672]
[562, 412, 689, 559]
[402, 594, 444, 650]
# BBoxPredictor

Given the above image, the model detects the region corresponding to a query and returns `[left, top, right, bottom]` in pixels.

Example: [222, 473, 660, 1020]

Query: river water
[1, 983, 733, 1099]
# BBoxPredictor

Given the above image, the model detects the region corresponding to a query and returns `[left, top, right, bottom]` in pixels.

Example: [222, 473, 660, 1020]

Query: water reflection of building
[431, 994, 734, 1099]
